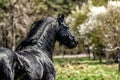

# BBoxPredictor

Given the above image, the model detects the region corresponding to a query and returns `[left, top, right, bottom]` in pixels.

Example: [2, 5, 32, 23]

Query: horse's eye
[64, 26, 69, 29]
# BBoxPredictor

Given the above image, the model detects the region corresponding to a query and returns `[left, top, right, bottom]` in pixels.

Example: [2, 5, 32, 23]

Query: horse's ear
[57, 14, 64, 23]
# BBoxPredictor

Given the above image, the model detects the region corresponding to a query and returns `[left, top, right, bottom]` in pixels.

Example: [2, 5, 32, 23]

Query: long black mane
[16, 17, 57, 51]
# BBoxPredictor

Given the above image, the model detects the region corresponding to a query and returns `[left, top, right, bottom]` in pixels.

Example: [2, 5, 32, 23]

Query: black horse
[0, 14, 78, 80]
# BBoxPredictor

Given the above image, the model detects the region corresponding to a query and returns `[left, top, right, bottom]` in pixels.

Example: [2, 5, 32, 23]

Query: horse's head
[56, 14, 78, 49]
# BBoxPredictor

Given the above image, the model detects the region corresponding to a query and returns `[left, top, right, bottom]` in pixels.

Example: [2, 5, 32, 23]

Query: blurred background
[0, 0, 120, 60]
[0, 0, 120, 58]
[0, 0, 120, 79]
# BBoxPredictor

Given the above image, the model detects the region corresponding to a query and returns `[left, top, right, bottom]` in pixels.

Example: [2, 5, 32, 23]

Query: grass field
[54, 57, 120, 80]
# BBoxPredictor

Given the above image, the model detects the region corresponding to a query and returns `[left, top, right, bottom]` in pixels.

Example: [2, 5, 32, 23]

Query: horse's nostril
[76, 41, 79, 44]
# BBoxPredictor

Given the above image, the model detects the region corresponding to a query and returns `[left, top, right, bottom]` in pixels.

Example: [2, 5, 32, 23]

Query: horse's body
[15, 49, 55, 80]
[0, 14, 78, 80]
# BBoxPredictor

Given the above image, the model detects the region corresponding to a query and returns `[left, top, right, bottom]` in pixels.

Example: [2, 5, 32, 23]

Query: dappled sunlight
[54, 58, 120, 80]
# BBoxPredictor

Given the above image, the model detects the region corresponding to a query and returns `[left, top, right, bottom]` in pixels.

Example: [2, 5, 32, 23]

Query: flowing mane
[16, 17, 57, 51]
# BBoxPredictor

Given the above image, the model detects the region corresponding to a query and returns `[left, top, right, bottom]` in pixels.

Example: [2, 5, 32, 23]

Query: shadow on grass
[54, 57, 109, 66]
[72, 61, 107, 65]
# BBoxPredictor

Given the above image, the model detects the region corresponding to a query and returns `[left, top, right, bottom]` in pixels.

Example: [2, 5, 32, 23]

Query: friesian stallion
[0, 14, 78, 80]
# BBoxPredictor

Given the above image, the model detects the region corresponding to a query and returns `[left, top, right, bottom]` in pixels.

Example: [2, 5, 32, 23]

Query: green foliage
[44, 0, 87, 15]
[54, 58, 120, 80]
[45, 0, 76, 14]
[0, 0, 7, 9]
[86, 29, 105, 47]
[91, 0, 108, 6]
[74, 14, 88, 30]
[93, 6, 120, 47]
[0, 0, 8, 20]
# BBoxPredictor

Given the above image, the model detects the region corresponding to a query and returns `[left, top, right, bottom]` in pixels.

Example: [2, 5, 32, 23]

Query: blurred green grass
[54, 57, 120, 80]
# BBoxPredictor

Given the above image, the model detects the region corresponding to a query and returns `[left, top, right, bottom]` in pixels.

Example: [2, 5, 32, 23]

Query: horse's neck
[36, 26, 56, 55]
[23, 25, 56, 60]
[16, 18, 58, 60]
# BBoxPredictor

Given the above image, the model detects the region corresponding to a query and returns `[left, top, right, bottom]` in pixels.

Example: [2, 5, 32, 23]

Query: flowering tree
[92, 6, 120, 47]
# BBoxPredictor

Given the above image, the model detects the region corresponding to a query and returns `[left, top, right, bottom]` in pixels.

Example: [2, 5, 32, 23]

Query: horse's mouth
[68, 42, 78, 49]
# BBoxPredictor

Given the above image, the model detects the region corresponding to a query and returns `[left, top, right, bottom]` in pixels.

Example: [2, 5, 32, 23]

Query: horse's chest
[18, 53, 55, 80]
[18, 55, 44, 79]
